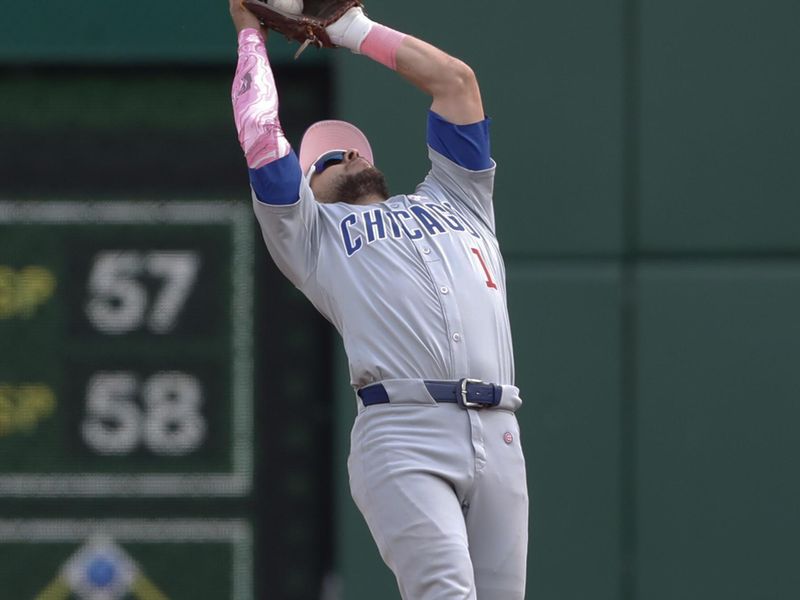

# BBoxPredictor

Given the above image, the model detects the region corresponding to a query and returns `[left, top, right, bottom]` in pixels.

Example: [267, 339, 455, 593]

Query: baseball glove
[243, 0, 365, 58]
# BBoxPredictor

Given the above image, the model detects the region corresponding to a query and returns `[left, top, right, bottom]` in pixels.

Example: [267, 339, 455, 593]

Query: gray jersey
[253, 147, 515, 389]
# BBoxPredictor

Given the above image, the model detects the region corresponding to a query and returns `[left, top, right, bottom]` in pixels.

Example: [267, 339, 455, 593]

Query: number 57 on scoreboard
[0, 201, 254, 498]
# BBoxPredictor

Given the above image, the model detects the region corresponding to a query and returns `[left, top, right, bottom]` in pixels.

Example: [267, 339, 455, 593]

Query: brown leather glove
[243, 0, 365, 57]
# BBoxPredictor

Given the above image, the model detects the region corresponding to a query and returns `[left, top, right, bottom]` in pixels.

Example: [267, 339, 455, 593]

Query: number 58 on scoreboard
[0, 201, 254, 498]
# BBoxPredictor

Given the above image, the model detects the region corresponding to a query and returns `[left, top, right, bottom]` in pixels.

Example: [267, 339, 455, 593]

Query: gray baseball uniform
[252, 146, 528, 599]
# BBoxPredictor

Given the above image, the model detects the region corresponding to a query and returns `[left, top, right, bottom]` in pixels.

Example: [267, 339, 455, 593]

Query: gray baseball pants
[348, 387, 528, 599]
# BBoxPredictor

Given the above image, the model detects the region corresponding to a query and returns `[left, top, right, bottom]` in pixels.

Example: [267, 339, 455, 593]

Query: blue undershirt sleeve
[248, 151, 303, 205]
[426, 110, 492, 171]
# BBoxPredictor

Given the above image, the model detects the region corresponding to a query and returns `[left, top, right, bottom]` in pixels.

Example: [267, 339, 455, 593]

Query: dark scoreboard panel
[0, 201, 253, 497]
[0, 518, 252, 599]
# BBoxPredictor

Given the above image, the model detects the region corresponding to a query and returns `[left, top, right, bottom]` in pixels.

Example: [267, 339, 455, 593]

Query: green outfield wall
[333, 1, 800, 600]
[2, 1, 799, 599]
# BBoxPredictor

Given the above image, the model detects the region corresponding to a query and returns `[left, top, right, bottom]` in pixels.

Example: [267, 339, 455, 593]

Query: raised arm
[327, 9, 485, 125]
[396, 38, 484, 125]
[229, 0, 303, 205]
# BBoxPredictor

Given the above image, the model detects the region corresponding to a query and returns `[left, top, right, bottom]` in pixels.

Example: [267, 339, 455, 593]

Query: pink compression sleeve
[360, 24, 407, 71]
[232, 28, 291, 169]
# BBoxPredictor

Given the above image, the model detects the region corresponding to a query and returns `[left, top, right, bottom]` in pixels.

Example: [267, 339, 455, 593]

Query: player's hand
[230, 0, 265, 33]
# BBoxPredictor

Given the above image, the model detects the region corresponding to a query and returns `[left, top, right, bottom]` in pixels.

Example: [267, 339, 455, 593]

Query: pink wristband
[360, 24, 407, 71]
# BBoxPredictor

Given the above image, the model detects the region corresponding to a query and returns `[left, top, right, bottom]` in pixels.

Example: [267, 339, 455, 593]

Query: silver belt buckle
[459, 378, 487, 409]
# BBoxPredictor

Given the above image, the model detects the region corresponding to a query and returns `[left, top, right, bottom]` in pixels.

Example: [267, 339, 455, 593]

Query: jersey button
[440, 286, 450, 294]
[452, 333, 462, 342]
[422, 247, 431, 255]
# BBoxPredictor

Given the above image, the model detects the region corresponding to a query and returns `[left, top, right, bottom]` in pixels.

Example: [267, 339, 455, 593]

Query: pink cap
[298, 120, 374, 175]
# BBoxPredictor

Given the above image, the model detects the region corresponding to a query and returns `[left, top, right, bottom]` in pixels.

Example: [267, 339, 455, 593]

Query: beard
[333, 168, 390, 204]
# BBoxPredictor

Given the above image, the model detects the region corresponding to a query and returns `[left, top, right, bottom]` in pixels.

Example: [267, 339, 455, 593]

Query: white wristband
[326, 7, 375, 53]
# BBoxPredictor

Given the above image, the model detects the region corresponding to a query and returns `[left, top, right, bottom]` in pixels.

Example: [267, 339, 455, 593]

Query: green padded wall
[639, 0, 800, 252]
[0, 0, 316, 64]
[333, 1, 800, 599]
[509, 265, 623, 600]
[636, 263, 800, 599]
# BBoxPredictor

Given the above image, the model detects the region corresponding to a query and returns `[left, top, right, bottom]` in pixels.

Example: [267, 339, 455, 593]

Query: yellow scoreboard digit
[0, 201, 254, 497]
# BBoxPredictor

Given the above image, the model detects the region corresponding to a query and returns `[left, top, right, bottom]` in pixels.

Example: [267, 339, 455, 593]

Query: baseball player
[228, 1, 528, 598]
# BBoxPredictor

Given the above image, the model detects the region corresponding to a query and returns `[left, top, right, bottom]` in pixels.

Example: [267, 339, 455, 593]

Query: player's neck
[347, 192, 388, 206]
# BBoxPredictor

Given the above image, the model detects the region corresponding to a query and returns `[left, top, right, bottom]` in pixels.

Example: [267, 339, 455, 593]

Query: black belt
[358, 379, 503, 409]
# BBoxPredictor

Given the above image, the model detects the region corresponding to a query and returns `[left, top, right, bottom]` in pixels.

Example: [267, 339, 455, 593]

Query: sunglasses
[312, 150, 347, 176]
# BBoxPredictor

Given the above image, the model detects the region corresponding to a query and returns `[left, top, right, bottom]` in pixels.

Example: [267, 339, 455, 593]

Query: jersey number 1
[471, 247, 498, 290]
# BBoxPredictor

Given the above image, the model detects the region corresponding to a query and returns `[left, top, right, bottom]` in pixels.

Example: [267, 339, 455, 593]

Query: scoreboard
[0, 518, 252, 599]
[0, 65, 333, 598]
[0, 200, 254, 498]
